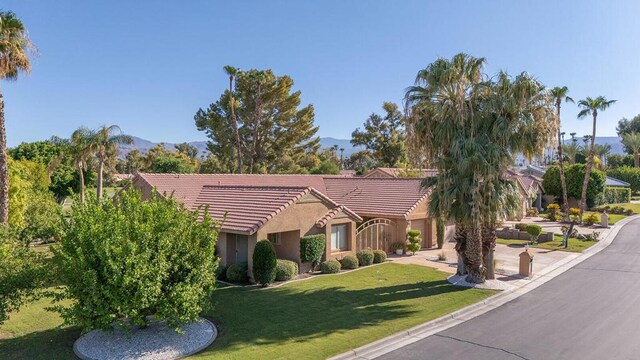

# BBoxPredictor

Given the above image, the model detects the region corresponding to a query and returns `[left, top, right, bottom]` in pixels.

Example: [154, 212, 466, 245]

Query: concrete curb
[328, 215, 640, 360]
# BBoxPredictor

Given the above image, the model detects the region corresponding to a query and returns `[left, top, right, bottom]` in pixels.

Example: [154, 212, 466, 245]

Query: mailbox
[601, 212, 609, 228]
[519, 250, 533, 277]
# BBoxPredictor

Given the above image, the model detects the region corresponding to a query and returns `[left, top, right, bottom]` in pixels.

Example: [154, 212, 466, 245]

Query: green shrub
[595, 187, 631, 205]
[339, 255, 359, 269]
[275, 259, 298, 281]
[526, 208, 539, 217]
[515, 223, 529, 231]
[407, 229, 421, 238]
[584, 213, 600, 226]
[300, 234, 326, 271]
[356, 250, 374, 266]
[372, 250, 387, 264]
[436, 218, 445, 249]
[320, 259, 341, 274]
[215, 264, 227, 281]
[226, 262, 249, 284]
[52, 189, 220, 332]
[569, 207, 581, 222]
[391, 242, 405, 252]
[543, 164, 606, 208]
[546, 204, 561, 222]
[406, 229, 422, 255]
[525, 224, 542, 243]
[253, 240, 277, 286]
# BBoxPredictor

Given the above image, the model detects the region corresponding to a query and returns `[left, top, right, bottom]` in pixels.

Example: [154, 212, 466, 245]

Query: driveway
[377, 216, 640, 360]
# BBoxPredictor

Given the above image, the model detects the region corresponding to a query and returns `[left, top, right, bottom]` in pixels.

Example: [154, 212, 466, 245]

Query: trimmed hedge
[339, 255, 359, 269]
[356, 250, 374, 266]
[275, 259, 299, 282]
[595, 187, 631, 206]
[526, 224, 542, 242]
[373, 250, 387, 264]
[226, 262, 249, 283]
[320, 259, 341, 274]
[253, 240, 277, 286]
[607, 166, 640, 193]
[300, 234, 326, 270]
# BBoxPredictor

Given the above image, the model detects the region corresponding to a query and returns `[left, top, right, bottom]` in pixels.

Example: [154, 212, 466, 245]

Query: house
[131, 173, 435, 277]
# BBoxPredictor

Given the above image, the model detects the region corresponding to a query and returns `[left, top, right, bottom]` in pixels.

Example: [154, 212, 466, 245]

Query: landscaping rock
[74, 317, 217, 360]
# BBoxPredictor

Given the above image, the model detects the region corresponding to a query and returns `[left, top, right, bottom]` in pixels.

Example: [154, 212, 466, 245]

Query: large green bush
[253, 240, 277, 286]
[52, 189, 220, 332]
[226, 262, 249, 283]
[275, 260, 298, 281]
[356, 250, 374, 266]
[320, 259, 341, 274]
[526, 224, 542, 243]
[607, 166, 640, 193]
[339, 255, 359, 269]
[300, 234, 326, 270]
[372, 250, 387, 264]
[436, 218, 445, 249]
[595, 187, 631, 205]
[542, 164, 606, 208]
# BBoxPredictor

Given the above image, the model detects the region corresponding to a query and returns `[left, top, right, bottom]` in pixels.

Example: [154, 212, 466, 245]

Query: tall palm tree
[405, 54, 554, 283]
[223, 65, 243, 173]
[577, 96, 616, 217]
[593, 143, 612, 167]
[93, 125, 133, 198]
[0, 11, 34, 224]
[69, 127, 96, 204]
[621, 132, 640, 167]
[550, 87, 573, 217]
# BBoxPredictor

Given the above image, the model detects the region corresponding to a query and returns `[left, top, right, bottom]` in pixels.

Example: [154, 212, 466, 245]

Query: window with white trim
[331, 224, 348, 251]
[268, 232, 281, 245]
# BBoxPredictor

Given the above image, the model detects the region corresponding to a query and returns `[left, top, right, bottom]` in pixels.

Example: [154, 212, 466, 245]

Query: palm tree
[593, 143, 612, 167]
[405, 54, 554, 283]
[621, 132, 640, 167]
[577, 96, 616, 217]
[224, 65, 243, 173]
[550, 87, 573, 216]
[93, 125, 133, 198]
[562, 142, 580, 164]
[69, 127, 96, 204]
[0, 11, 34, 224]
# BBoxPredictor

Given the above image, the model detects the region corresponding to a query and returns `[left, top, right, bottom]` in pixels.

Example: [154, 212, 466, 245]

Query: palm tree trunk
[482, 225, 496, 280]
[228, 78, 243, 174]
[557, 129, 569, 220]
[464, 227, 486, 283]
[97, 157, 104, 199]
[0, 87, 8, 224]
[249, 89, 262, 174]
[77, 163, 86, 204]
[635, 151, 639, 168]
[579, 112, 598, 219]
[454, 222, 468, 276]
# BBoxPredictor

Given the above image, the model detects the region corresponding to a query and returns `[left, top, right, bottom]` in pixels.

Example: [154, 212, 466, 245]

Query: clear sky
[3, 0, 640, 147]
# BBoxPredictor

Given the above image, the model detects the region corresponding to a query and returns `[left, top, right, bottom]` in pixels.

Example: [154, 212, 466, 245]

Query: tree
[621, 132, 640, 167]
[562, 142, 580, 165]
[344, 150, 377, 175]
[125, 149, 144, 173]
[405, 54, 554, 283]
[92, 125, 133, 199]
[550, 86, 573, 217]
[174, 142, 199, 160]
[617, 114, 640, 154]
[542, 164, 606, 208]
[593, 144, 612, 167]
[195, 68, 320, 174]
[67, 127, 96, 203]
[0, 227, 46, 324]
[51, 189, 220, 332]
[351, 102, 407, 167]
[577, 96, 616, 216]
[0, 11, 34, 224]
[150, 154, 195, 173]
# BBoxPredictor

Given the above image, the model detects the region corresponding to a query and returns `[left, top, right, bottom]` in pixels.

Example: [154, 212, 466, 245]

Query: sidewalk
[330, 215, 637, 360]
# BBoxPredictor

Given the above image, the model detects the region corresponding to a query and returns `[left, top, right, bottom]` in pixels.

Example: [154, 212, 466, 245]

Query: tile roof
[364, 167, 439, 178]
[133, 173, 428, 233]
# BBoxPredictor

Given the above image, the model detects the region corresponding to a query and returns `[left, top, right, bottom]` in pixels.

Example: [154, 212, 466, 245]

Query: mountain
[592, 136, 625, 155]
[119, 136, 364, 158]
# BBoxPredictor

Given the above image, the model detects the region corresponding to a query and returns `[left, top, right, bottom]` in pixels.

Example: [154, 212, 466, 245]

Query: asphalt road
[377, 217, 640, 360]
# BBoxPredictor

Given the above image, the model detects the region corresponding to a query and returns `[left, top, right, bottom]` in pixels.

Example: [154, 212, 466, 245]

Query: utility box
[519, 250, 533, 277]
[601, 212, 609, 228]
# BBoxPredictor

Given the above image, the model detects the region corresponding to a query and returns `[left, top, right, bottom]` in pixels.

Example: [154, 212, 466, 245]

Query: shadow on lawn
[0, 326, 79, 360]
[199, 277, 468, 356]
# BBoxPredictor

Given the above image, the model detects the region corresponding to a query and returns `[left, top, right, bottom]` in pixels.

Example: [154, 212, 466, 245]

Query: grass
[497, 234, 597, 253]
[0, 263, 495, 360]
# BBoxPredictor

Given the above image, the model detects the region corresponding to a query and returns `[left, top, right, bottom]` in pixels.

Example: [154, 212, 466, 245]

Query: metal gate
[356, 218, 396, 252]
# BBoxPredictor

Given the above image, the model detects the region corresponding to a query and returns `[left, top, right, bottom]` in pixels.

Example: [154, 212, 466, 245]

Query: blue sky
[3, 0, 640, 147]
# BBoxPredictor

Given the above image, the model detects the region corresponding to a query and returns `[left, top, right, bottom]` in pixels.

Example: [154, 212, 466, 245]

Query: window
[331, 224, 348, 251]
[268, 232, 281, 245]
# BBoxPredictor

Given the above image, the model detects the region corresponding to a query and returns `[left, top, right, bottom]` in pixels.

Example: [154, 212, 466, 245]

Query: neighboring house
[504, 169, 544, 219]
[523, 164, 631, 188]
[131, 173, 435, 277]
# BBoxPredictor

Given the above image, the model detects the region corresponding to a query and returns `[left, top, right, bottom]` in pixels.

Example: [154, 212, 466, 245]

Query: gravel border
[447, 274, 513, 290]
[74, 317, 217, 360]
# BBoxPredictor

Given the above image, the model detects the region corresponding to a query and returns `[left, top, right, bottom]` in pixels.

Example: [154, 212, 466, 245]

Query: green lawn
[0, 263, 496, 360]
[539, 210, 627, 224]
[497, 235, 597, 253]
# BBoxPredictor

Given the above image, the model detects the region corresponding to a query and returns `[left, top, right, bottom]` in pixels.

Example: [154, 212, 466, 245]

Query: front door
[235, 234, 249, 263]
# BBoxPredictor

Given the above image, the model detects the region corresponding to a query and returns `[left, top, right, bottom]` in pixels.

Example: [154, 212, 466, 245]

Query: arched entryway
[356, 218, 396, 252]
